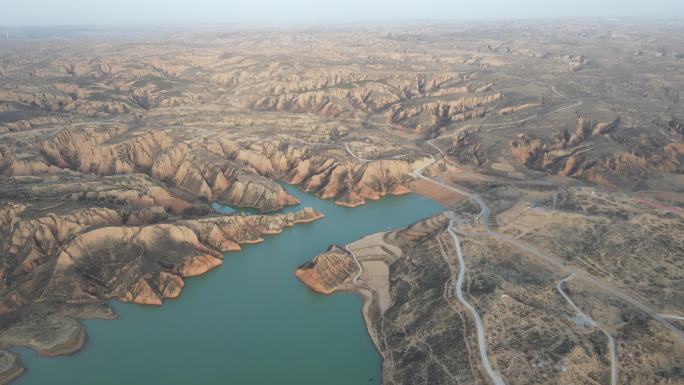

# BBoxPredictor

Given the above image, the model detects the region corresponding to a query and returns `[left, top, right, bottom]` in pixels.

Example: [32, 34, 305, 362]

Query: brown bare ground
[409, 178, 467, 207]
[635, 197, 684, 218]
[637, 191, 684, 204]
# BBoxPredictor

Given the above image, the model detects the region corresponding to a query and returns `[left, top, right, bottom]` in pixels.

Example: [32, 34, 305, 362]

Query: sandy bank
[0, 351, 24, 385]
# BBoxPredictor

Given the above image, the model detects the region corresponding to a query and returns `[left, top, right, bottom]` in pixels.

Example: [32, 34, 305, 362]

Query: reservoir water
[14, 185, 443, 385]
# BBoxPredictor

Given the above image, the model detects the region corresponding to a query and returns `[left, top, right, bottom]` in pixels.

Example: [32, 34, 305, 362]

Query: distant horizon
[2, 15, 684, 30]
[2, 0, 683, 27]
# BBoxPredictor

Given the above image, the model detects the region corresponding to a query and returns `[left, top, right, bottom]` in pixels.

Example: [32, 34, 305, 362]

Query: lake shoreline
[15, 187, 442, 385]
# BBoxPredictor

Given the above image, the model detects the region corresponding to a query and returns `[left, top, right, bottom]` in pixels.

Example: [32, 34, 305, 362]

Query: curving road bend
[345, 144, 369, 163]
[557, 275, 617, 385]
[345, 242, 364, 285]
[410, 75, 684, 344]
[447, 212, 507, 385]
[348, 140, 506, 384]
[345, 73, 683, 383]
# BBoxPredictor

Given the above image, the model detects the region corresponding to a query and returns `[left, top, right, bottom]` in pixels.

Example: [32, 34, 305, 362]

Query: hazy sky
[2, 0, 683, 26]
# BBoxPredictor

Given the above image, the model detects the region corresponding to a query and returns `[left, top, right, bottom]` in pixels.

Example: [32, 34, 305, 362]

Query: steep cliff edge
[297, 187, 684, 385]
[34, 126, 416, 211]
[294, 245, 357, 294]
[35, 128, 300, 212]
[0, 202, 322, 374]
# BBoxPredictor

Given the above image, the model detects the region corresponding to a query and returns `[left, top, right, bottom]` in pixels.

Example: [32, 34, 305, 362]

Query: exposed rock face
[0, 204, 322, 310]
[297, 215, 496, 385]
[0, 62, 202, 118]
[301, 190, 684, 385]
[0, 89, 132, 117]
[497, 101, 540, 115]
[233, 140, 412, 207]
[1, 207, 124, 305]
[506, 116, 684, 186]
[252, 91, 349, 117]
[0, 116, 70, 134]
[387, 93, 503, 133]
[508, 117, 621, 180]
[447, 131, 487, 166]
[124, 206, 169, 225]
[199, 138, 415, 207]
[0, 174, 200, 215]
[286, 157, 413, 207]
[35, 127, 300, 212]
[214, 174, 300, 211]
[128, 83, 201, 110]
[0, 204, 26, 234]
[0, 148, 62, 176]
[604, 130, 683, 177]
[295, 245, 356, 294]
[0, 201, 322, 367]
[2, 21, 684, 385]
[242, 68, 534, 137]
[565, 117, 618, 147]
[247, 72, 482, 120]
[32, 125, 417, 211]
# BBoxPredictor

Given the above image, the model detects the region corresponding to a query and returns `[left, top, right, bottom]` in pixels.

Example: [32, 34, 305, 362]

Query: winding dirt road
[447, 212, 507, 385]
[412, 74, 684, 343]
[345, 241, 364, 285]
[557, 275, 617, 385]
[660, 314, 684, 321]
[345, 73, 684, 384]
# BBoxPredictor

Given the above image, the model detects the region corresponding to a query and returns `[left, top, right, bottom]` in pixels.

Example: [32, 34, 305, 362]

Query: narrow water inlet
[13, 185, 443, 385]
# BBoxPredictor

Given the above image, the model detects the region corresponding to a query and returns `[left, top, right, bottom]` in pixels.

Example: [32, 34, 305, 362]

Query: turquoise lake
[14, 185, 443, 385]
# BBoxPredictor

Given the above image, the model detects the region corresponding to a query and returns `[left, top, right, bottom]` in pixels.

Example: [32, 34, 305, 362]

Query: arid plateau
[1, 20, 683, 385]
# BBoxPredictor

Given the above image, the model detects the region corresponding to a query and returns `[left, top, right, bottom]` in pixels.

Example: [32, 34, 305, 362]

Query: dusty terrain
[2, 19, 684, 384]
[299, 189, 684, 385]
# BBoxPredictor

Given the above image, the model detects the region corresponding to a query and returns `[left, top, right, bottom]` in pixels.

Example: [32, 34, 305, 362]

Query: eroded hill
[1, 20, 684, 385]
